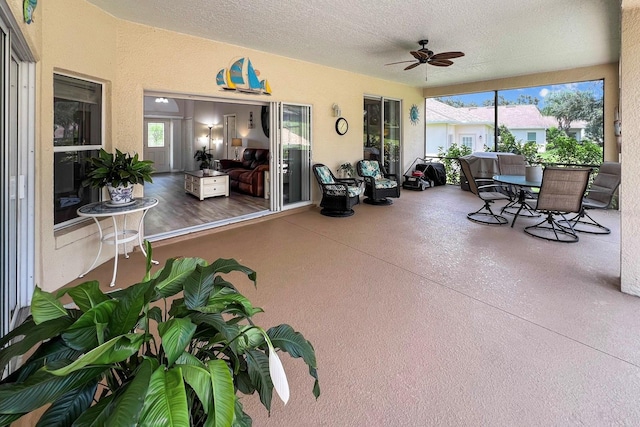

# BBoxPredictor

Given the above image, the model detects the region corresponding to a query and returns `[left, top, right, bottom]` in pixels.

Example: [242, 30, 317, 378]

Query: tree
[482, 94, 539, 107]
[585, 97, 604, 144]
[435, 97, 477, 108]
[541, 90, 599, 134]
[491, 125, 539, 164]
[545, 126, 602, 165]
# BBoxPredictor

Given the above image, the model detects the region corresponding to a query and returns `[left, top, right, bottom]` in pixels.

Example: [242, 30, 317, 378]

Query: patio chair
[496, 153, 539, 219]
[356, 160, 400, 205]
[312, 163, 363, 217]
[524, 167, 591, 243]
[559, 161, 621, 234]
[459, 157, 510, 225]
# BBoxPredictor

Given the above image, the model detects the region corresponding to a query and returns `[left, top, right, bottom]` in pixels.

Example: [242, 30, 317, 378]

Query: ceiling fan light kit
[385, 39, 465, 73]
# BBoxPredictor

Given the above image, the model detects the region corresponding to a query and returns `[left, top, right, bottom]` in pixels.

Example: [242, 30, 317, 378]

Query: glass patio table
[492, 175, 542, 227]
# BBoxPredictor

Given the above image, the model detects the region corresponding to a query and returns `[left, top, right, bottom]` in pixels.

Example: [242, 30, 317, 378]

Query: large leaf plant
[0, 243, 319, 426]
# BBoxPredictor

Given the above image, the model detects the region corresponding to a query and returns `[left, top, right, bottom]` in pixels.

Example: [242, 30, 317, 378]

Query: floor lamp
[232, 138, 242, 160]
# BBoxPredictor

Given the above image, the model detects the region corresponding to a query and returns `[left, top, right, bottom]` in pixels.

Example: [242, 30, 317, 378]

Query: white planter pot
[525, 166, 543, 182]
[106, 183, 134, 204]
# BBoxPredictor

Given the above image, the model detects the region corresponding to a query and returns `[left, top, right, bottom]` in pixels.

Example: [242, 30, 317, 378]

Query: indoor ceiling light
[155, 97, 169, 103]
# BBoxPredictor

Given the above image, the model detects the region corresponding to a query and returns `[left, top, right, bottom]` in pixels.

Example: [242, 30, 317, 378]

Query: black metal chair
[356, 160, 400, 205]
[312, 163, 362, 217]
[524, 167, 592, 243]
[459, 157, 510, 225]
[559, 162, 621, 234]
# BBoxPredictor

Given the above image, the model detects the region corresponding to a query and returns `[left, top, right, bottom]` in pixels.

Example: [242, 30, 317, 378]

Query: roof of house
[427, 99, 590, 131]
[462, 104, 549, 129]
[425, 99, 493, 125]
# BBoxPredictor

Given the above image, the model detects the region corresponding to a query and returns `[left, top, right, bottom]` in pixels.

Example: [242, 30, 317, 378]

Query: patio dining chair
[356, 160, 400, 205]
[312, 163, 363, 217]
[558, 161, 621, 234]
[524, 167, 591, 243]
[459, 157, 510, 225]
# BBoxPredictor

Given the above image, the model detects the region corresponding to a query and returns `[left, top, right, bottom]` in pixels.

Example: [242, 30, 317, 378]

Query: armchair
[356, 160, 400, 205]
[524, 167, 592, 243]
[459, 157, 510, 225]
[560, 161, 620, 234]
[312, 164, 363, 217]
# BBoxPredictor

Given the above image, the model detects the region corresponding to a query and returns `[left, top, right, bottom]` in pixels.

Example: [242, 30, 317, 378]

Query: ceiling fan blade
[410, 50, 429, 61]
[430, 51, 465, 61]
[385, 60, 418, 66]
[404, 62, 421, 70]
[427, 59, 454, 67]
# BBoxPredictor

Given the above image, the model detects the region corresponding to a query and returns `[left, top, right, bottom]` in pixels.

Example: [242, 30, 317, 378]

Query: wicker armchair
[356, 160, 400, 205]
[312, 164, 363, 217]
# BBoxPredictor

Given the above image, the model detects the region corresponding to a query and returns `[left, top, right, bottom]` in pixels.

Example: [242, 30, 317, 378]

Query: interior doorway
[142, 95, 272, 239]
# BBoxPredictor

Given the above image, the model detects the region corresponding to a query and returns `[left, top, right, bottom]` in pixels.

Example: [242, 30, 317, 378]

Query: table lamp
[232, 138, 242, 160]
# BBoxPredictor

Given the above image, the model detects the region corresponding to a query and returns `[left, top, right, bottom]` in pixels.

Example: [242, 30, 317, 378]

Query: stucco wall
[621, 4, 640, 295]
[30, 0, 424, 292]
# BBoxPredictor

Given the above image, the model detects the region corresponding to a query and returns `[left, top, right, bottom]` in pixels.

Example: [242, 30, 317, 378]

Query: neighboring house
[425, 99, 494, 154]
[427, 100, 589, 155]
[462, 104, 549, 151]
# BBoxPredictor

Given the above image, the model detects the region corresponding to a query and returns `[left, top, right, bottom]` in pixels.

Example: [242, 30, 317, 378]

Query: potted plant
[0, 243, 320, 426]
[83, 148, 154, 205]
[194, 146, 214, 172]
[337, 162, 355, 178]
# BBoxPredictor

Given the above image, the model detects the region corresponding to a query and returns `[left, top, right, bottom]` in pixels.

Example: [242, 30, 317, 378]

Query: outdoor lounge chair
[312, 163, 363, 217]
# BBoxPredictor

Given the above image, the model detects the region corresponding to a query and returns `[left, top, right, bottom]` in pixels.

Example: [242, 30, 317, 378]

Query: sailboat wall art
[216, 57, 272, 95]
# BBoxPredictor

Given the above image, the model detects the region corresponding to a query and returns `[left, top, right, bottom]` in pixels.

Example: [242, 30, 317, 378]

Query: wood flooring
[143, 172, 270, 236]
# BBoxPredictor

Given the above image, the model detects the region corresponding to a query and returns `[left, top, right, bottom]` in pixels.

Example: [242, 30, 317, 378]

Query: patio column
[620, 2, 640, 296]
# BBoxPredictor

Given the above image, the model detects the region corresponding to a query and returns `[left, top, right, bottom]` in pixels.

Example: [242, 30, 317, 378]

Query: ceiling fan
[385, 39, 465, 70]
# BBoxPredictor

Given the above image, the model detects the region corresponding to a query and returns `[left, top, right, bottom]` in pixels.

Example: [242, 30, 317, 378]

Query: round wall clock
[336, 117, 348, 135]
[409, 104, 420, 126]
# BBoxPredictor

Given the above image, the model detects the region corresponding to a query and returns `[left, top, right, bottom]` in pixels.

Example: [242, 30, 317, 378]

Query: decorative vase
[106, 183, 134, 204]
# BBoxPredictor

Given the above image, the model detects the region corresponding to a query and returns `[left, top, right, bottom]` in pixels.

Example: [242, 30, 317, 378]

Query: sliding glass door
[269, 102, 312, 211]
[0, 11, 35, 338]
[363, 96, 401, 176]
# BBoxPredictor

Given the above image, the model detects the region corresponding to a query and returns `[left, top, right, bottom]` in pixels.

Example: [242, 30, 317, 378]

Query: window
[426, 80, 604, 166]
[461, 135, 473, 149]
[53, 74, 102, 227]
[147, 122, 165, 147]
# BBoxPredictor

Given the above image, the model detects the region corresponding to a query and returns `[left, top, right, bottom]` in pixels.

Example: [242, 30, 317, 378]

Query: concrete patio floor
[64, 184, 636, 426]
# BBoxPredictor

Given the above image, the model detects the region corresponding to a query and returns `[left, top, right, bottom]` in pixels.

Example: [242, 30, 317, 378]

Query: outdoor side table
[77, 197, 159, 287]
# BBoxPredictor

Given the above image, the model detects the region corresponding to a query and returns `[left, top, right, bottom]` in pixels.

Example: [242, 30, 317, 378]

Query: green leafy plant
[438, 143, 472, 184]
[0, 244, 319, 426]
[194, 146, 214, 170]
[336, 162, 355, 178]
[487, 125, 541, 165]
[83, 148, 154, 188]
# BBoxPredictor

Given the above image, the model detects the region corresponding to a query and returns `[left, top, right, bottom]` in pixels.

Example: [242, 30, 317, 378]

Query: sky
[435, 79, 604, 109]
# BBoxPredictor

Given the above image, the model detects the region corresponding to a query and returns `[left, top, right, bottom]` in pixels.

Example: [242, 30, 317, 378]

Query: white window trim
[53, 72, 105, 230]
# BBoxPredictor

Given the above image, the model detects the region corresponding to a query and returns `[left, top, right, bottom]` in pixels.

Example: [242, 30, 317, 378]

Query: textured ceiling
[85, 0, 621, 88]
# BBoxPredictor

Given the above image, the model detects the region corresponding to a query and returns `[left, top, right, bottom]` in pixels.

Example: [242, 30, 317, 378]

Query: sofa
[219, 148, 269, 197]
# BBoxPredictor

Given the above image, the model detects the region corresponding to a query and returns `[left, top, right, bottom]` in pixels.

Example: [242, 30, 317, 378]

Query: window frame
[53, 72, 104, 230]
